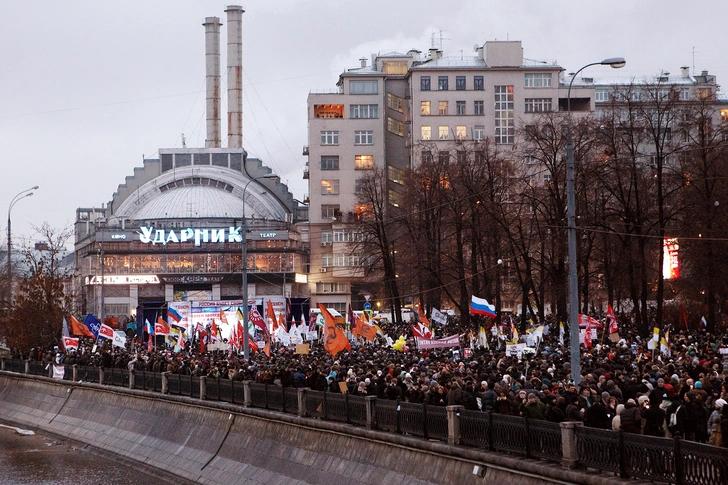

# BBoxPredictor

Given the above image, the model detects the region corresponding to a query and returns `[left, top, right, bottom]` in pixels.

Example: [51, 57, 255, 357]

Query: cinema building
[72, 7, 309, 330]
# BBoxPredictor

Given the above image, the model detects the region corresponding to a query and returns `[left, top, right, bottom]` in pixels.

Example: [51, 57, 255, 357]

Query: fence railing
[3, 357, 728, 485]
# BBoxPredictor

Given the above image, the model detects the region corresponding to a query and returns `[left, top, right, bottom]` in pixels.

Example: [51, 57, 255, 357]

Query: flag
[584, 319, 592, 349]
[209, 320, 219, 341]
[308, 311, 316, 331]
[290, 323, 303, 345]
[559, 321, 565, 345]
[648, 327, 660, 350]
[660, 331, 671, 356]
[349, 306, 376, 341]
[701, 316, 707, 328]
[248, 337, 259, 352]
[267, 300, 278, 332]
[249, 307, 269, 336]
[155, 316, 171, 336]
[84, 314, 101, 338]
[219, 309, 229, 325]
[478, 326, 488, 348]
[262, 339, 270, 358]
[145, 319, 155, 336]
[300, 314, 306, 329]
[62, 317, 70, 338]
[680, 305, 688, 330]
[607, 305, 617, 334]
[167, 306, 182, 324]
[319, 303, 350, 356]
[578, 314, 603, 328]
[431, 307, 447, 325]
[510, 320, 519, 343]
[112, 331, 126, 349]
[348, 304, 358, 334]
[278, 312, 285, 333]
[147, 334, 153, 352]
[417, 302, 431, 328]
[374, 324, 384, 336]
[470, 296, 496, 318]
[70, 315, 94, 338]
[531, 325, 544, 342]
[285, 298, 292, 331]
[62, 336, 79, 351]
[98, 323, 115, 340]
[236, 321, 246, 349]
[411, 323, 432, 339]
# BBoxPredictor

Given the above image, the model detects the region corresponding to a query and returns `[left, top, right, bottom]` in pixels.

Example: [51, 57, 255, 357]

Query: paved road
[0, 423, 176, 485]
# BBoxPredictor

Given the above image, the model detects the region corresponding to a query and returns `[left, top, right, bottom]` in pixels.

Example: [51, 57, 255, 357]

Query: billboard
[663, 238, 679, 280]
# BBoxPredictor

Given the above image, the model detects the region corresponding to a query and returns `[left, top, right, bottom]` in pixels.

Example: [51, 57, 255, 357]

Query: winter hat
[716, 399, 727, 409]
[627, 398, 636, 405]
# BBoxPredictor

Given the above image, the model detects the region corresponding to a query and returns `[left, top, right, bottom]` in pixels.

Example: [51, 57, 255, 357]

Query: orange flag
[319, 303, 350, 356]
[263, 340, 270, 358]
[418, 302, 431, 328]
[278, 312, 285, 332]
[70, 315, 94, 338]
[268, 300, 278, 332]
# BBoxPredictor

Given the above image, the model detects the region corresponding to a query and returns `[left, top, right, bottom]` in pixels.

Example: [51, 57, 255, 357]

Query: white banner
[52, 365, 65, 380]
[431, 308, 448, 325]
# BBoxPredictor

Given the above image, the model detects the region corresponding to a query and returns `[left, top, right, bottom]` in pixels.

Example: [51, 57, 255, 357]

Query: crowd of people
[10, 314, 728, 448]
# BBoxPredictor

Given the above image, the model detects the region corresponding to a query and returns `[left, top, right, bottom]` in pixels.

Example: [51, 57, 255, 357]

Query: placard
[295, 344, 310, 355]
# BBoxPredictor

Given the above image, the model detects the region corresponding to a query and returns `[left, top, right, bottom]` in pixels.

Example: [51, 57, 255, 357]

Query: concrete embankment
[0, 372, 635, 485]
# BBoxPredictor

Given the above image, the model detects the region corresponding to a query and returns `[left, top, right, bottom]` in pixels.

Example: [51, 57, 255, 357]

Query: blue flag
[83, 314, 101, 338]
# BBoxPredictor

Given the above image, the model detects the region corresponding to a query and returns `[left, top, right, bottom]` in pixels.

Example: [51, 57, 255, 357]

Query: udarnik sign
[138, 227, 288, 247]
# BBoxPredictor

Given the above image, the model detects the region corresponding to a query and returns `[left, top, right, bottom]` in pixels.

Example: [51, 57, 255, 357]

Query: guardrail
[2, 357, 727, 485]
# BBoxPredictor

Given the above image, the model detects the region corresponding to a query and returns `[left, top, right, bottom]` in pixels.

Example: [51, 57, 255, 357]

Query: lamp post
[7, 186, 38, 305]
[242, 173, 277, 360]
[566, 58, 625, 385]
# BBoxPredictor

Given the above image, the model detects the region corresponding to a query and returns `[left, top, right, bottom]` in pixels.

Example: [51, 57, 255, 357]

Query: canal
[0, 422, 177, 484]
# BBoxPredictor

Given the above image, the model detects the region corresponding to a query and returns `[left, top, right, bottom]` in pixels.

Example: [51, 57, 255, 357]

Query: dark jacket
[620, 401, 642, 433]
[641, 405, 666, 437]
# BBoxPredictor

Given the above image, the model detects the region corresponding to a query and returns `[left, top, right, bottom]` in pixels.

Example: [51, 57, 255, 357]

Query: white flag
[112, 331, 127, 348]
[431, 308, 448, 325]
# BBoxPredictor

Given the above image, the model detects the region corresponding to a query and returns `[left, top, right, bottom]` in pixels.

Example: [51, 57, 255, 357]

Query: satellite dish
[473, 44, 480, 52]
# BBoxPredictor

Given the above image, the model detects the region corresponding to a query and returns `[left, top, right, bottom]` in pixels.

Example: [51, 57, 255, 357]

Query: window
[320, 156, 339, 170]
[595, 89, 610, 102]
[439, 151, 449, 164]
[456, 151, 466, 163]
[544, 173, 552, 183]
[321, 204, 340, 219]
[349, 80, 378, 94]
[388, 190, 404, 207]
[321, 254, 333, 267]
[387, 93, 404, 112]
[680, 87, 690, 101]
[494, 86, 515, 144]
[474, 100, 484, 115]
[721, 109, 728, 121]
[456, 101, 466, 115]
[439, 126, 449, 140]
[456, 126, 467, 140]
[314, 104, 344, 118]
[316, 282, 348, 293]
[387, 117, 404, 136]
[382, 61, 408, 75]
[438, 76, 448, 90]
[473, 125, 485, 141]
[524, 98, 553, 113]
[350, 104, 378, 118]
[321, 231, 333, 243]
[354, 179, 364, 195]
[456, 76, 466, 90]
[388, 166, 404, 185]
[421, 76, 431, 91]
[474, 76, 484, 90]
[421, 151, 433, 164]
[334, 253, 361, 267]
[354, 130, 373, 145]
[421, 126, 431, 140]
[438, 101, 448, 115]
[524, 73, 552, 87]
[355, 155, 374, 170]
[698, 88, 712, 100]
[524, 154, 537, 165]
[321, 179, 340, 195]
[421, 101, 431, 115]
[354, 204, 370, 220]
[320, 131, 339, 145]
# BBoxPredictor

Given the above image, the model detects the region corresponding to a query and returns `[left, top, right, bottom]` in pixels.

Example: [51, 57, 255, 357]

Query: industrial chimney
[203, 17, 222, 148]
[226, 5, 244, 148]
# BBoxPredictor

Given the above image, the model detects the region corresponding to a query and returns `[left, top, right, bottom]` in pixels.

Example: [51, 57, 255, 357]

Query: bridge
[1, 360, 726, 485]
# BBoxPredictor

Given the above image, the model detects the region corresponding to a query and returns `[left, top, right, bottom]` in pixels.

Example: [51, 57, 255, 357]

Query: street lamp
[241, 173, 278, 360]
[7, 186, 39, 304]
[566, 57, 625, 385]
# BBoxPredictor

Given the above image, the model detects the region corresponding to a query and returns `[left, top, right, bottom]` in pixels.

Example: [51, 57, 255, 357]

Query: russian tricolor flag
[167, 307, 182, 324]
[470, 296, 496, 318]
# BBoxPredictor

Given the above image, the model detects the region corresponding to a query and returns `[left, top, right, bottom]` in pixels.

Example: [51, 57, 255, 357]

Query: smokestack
[203, 17, 222, 148]
[226, 5, 244, 148]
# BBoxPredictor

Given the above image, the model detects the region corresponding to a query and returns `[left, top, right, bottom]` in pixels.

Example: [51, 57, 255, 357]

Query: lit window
[438, 101, 448, 115]
[387, 117, 404, 136]
[388, 166, 404, 185]
[321, 180, 340, 195]
[382, 61, 408, 75]
[456, 126, 467, 140]
[355, 155, 374, 170]
[439, 126, 449, 140]
[388, 189, 404, 207]
[421, 126, 431, 140]
[387, 93, 404, 112]
[314, 104, 344, 118]
[421, 101, 431, 115]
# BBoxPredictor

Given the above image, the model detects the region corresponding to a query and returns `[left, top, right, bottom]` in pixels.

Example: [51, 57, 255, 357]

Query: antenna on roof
[181, 133, 187, 148]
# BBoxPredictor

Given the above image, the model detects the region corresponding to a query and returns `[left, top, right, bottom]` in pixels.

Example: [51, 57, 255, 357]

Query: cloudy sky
[1, 0, 726, 245]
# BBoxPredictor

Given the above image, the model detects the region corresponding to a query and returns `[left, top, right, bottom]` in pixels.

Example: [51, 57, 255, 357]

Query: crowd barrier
[2, 358, 727, 485]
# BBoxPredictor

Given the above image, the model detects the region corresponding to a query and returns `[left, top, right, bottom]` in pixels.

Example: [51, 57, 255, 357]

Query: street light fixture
[566, 58, 625, 386]
[7, 186, 39, 305]
[241, 173, 278, 361]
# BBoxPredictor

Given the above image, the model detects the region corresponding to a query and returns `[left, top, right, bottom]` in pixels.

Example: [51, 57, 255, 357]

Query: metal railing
[3, 358, 728, 485]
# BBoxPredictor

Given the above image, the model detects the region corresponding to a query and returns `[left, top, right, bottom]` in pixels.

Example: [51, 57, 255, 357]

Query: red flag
[155, 316, 171, 336]
[348, 304, 358, 334]
[147, 334, 153, 352]
[248, 338, 259, 352]
[417, 302, 431, 328]
[249, 307, 269, 336]
[680, 305, 689, 330]
[62, 336, 79, 350]
[98, 323, 115, 340]
[70, 315, 94, 338]
[584, 316, 593, 349]
[607, 305, 618, 334]
[210, 320, 219, 341]
[237, 321, 246, 348]
[319, 304, 350, 356]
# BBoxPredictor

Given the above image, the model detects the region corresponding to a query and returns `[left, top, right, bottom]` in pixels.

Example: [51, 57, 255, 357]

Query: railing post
[282, 385, 287, 413]
[422, 403, 429, 440]
[446, 405, 463, 445]
[48, 362, 54, 378]
[243, 380, 251, 407]
[323, 391, 328, 420]
[297, 388, 309, 417]
[488, 412, 495, 451]
[98, 368, 104, 385]
[264, 383, 269, 409]
[559, 421, 582, 469]
[161, 372, 169, 394]
[365, 396, 376, 430]
[0, 358, 4, 371]
[345, 392, 350, 423]
[24, 360, 30, 374]
[524, 416, 531, 459]
[129, 369, 135, 389]
[200, 376, 207, 400]
[673, 435, 684, 485]
[72, 364, 78, 382]
[618, 430, 628, 479]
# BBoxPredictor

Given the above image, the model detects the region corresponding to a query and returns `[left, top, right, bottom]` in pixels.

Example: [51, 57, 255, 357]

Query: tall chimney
[226, 5, 244, 148]
[203, 17, 222, 148]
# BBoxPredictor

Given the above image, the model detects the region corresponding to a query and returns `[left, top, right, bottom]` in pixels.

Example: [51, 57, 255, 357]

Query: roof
[126, 185, 247, 219]
[569, 74, 697, 88]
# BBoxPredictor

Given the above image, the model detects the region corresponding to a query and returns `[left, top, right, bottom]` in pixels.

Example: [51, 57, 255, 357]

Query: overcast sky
[1, 0, 726, 245]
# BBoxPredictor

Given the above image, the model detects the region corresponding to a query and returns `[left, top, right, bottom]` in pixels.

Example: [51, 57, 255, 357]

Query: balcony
[302, 145, 309, 156]
[303, 164, 309, 179]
